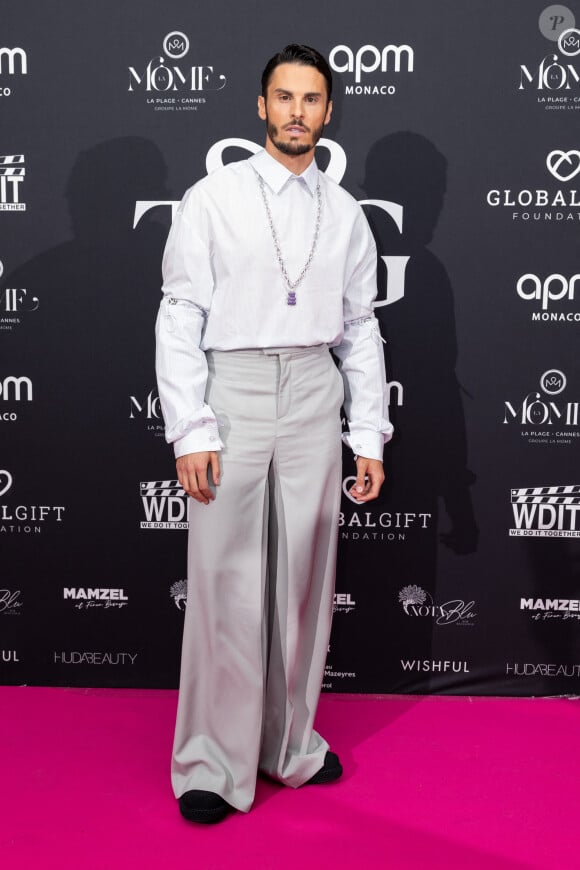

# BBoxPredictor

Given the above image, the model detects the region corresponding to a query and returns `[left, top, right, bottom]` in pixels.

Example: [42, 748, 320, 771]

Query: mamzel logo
[140, 480, 188, 529]
[520, 597, 580, 621]
[510, 485, 580, 537]
[329, 43, 414, 95]
[128, 31, 226, 112]
[63, 588, 129, 610]
[0, 155, 26, 211]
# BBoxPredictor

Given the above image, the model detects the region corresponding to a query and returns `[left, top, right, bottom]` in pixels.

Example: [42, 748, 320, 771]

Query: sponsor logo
[506, 662, 580, 677]
[0, 589, 22, 615]
[340, 476, 432, 542]
[333, 592, 356, 614]
[0, 375, 33, 423]
[140, 479, 188, 529]
[63, 588, 129, 610]
[128, 31, 226, 112]
[135, 138, 409, 309]
[329, 42, 414, 96]
[1, 650, 20, 663]
[519, 6, 580, 112]
[398, 584, 476, 627]
[518, 272, 580, 322]
[129, 388, 165, 437]
[520, 597, 580, 621]
[170, 579, 187, 610]
[503, 369, 578, 446]
[0, 45, 27, 98]
[323, 662, 357, 688]
[0, 470, 65, 534]
[400, 659, 470, 674]
[0, 262, 40, 333]
[510, 485, 580, 537]
[486, 148, 580, 222]
[53, 651, 138, 665]
[0, 155, 26, 211]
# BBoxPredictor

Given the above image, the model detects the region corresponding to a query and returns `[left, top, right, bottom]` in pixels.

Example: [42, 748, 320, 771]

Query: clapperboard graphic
[510, 485, 580, 537]
[140, 479, 189, 529]
[0, 155, 26, 210]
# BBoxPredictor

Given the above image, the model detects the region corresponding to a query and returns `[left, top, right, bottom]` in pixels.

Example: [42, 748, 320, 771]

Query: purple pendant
[287, 291, 297, 306]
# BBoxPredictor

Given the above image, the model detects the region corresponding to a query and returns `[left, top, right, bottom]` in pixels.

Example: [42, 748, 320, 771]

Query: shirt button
[209, 435, 216, 442]
[355, 444, 362, 450]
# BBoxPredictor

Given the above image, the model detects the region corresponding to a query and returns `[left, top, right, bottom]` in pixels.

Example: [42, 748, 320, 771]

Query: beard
[266, 118, 325, 157]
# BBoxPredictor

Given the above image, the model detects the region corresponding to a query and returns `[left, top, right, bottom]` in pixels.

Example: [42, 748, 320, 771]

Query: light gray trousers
[171, 345, 344, 812]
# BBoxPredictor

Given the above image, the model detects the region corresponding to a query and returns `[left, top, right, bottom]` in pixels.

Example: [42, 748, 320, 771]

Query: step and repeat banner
[2, 1, 579, 694]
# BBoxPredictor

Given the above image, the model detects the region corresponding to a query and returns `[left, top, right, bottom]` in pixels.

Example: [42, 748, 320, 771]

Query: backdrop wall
[2, 0, 579, 694]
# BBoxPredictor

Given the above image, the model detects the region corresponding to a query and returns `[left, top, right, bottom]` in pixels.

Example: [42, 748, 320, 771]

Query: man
[155, 44, 392, 824]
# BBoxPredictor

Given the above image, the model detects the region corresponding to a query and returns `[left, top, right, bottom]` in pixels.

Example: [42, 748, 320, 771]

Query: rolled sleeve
[155, 188, 222, 458]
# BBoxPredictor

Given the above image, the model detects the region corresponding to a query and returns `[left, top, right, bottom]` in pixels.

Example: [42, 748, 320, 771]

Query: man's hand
[349, 456, 385, 503]
[176, 451, 221, 505]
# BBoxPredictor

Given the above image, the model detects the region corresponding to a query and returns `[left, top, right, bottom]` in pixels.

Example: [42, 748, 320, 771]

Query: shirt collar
[249, 148, 319, 196]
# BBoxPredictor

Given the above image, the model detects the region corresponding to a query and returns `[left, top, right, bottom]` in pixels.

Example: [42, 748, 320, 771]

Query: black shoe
[305, 751, 343, 785]
[178, 789, 232, 824]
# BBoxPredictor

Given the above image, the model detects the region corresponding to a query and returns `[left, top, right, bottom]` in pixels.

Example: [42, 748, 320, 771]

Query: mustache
[284, 122, 309, 132]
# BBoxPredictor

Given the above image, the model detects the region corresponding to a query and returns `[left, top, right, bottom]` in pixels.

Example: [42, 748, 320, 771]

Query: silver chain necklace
[256, 171, 322, 306]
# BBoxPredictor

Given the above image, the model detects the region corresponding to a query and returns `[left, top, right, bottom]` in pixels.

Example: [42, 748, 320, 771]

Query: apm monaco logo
[140, 479, 188, 529]
[0, 261, 40, 333]
[333, 592, 356, 614]
[398, 584, 476, 627]
[329, 42, 414, 96]
[510, 485, 580, 537]
[129, 388, 164, 437]
[134, 138, 409, 309]
[0, 589, 22, 615]
[0, 470, 65, 535]
[0, 155, 26, 211]
[519, 5, 580, 111]
[517, 272, 580, 322]
[0, 375, 33, 422]
[0, 45, 27, 98]
[170, 579, 187, 610]
[63, 588, 129, 610]
[520, 596, 580, 621]
[339, 475, 432, 542]
[503, 369, 578, 445]
[486, 148, 580, 222]
[128, 31, 226, 112]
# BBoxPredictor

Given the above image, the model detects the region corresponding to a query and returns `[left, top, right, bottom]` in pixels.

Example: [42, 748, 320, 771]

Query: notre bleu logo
[128, 31, 226, 112]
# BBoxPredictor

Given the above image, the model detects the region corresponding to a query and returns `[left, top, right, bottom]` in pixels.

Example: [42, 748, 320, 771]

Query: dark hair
[261, 44, 332, 101]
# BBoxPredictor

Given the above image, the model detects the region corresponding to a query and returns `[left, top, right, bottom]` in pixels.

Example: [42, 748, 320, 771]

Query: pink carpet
[0, 688, 577, 869]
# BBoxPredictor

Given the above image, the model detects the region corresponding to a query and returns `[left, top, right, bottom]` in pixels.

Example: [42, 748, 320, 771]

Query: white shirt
[155, 148, 393, 460]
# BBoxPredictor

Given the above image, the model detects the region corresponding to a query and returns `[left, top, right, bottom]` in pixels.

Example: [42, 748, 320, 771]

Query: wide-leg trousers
[171, 345, 344, 812]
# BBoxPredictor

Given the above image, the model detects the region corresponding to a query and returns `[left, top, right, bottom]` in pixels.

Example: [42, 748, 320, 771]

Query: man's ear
[324, 100, 333, 126]
[257, 95, 267, 121]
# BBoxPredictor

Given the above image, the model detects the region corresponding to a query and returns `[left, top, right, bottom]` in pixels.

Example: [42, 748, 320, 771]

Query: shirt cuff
[342, 429, 389, 461]
[173, 425, 224, 458]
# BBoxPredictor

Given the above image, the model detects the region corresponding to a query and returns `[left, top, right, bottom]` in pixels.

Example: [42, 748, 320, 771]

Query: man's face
[258, 63, 332, 157]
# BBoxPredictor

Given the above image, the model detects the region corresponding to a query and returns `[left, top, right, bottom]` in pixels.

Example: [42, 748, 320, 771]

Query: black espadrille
[305, 751, 343, 785]
[178, 789, 232, 824]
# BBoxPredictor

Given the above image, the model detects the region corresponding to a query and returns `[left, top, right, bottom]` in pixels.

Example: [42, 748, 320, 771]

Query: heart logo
[342, 475, 363, 504]
[0, 470, 13, 498]
[205, 136, 346, 184]
[546, 149, 580, 182]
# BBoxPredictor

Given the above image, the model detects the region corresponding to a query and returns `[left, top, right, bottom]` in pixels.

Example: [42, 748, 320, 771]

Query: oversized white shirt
[155, 148, 393, 460]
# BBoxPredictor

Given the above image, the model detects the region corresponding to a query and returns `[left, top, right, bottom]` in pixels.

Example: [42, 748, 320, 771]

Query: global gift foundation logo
[510, 485, 580, 537]
[486, 148, 580, 222]
[128, 31, 226, 112]
[0, 471, 65, 535]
